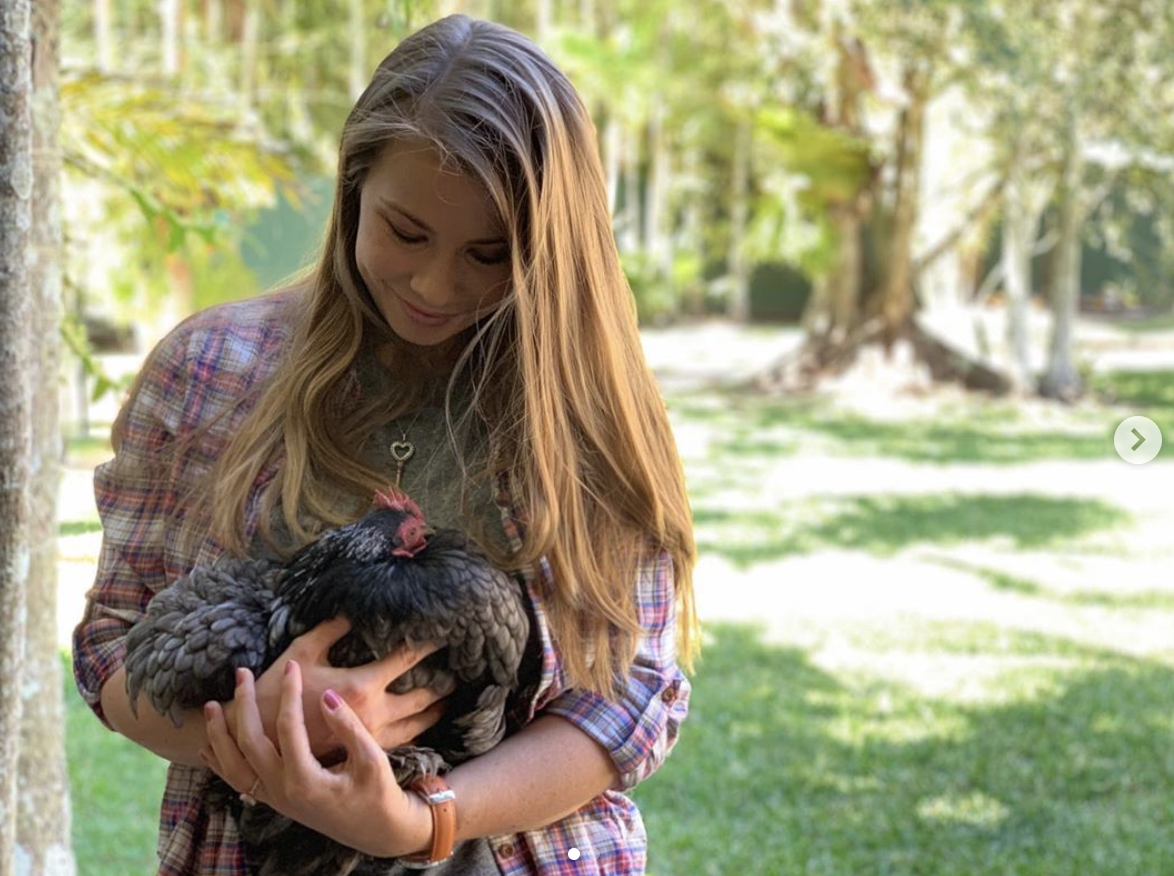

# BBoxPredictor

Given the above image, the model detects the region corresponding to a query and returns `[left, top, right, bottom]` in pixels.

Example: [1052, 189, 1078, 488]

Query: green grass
[635, 623, 1174, 876]
[692, 493, 1131, 567]
[65, 364, 1174, 875]
[60, 520, 103, 536]
[65, 654, 168, 876]
[671, 368, 1174, 469]
[1105, 313, 1174, 334]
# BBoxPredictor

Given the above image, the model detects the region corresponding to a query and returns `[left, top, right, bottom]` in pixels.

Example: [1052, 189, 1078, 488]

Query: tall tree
[18, 0, 76, 871]
[0, 0, 34, 871]
[801, 17, 876, 350]
[1033, 0, 1173, 399]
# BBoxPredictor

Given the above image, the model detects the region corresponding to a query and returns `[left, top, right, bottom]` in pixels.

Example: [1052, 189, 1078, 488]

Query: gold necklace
[390, 430, 415, 488]
[389, 405, 430, 489]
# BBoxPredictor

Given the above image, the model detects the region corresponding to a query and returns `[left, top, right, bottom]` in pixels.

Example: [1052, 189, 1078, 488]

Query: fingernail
[284, 660, 296, 676]
[323, 689, 343, 711]
[235, 667, 246, 687]
[203, 702, 216, 720]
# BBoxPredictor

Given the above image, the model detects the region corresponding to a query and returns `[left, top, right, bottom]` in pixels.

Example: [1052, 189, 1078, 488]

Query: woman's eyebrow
[380, 199, 506, 246]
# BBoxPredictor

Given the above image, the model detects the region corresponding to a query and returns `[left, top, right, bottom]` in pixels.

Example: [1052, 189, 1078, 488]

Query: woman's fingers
[403, 697, 447, 738]
[370, 691, 447, 751]
[275, 660, 322, 774]
[295, 616, 353, 663]
[203, 699, 259, 793]
[365, 639, 444, 688]
[227, 667, 287, 803]
[320, 685, 390, 772]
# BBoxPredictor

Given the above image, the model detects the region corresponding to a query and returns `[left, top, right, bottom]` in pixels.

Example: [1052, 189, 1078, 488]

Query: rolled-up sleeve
[540, 550, 690, 792]
[72, 330, 189, 728]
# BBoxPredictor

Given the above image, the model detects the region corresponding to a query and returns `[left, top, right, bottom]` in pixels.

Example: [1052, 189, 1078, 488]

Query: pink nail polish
[323, 689, 343, 711]
[284, 660, 296, 676]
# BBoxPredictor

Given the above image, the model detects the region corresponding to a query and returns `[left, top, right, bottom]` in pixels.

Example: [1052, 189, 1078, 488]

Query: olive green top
[353, 348, 509, 558]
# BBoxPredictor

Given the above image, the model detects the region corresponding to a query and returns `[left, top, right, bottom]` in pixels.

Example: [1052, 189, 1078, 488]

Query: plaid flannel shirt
[72, 293, 690, 876]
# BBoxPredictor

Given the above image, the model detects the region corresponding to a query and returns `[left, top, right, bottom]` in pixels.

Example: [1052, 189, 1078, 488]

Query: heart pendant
[390, 440, 415, 462]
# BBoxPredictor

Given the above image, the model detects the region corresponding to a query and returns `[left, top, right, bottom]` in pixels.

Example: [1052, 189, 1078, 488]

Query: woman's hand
[202, 660, 435, 859]
[229, 616, 447, 759]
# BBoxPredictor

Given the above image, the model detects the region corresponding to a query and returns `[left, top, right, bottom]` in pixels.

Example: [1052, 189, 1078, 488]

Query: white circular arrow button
[1114, 416, 1162, 465]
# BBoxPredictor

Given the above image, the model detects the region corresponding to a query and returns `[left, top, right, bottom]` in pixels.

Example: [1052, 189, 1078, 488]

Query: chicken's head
[372, 487, 432, 557]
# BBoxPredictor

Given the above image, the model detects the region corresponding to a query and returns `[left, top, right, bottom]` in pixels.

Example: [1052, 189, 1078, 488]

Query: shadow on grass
[693, 493, 1130, 567]
[1089, 369, 1174, 416]
[671, 369, 1174, 466]
[924, 554, 1174, 611]
[636, 622, 1174, 876]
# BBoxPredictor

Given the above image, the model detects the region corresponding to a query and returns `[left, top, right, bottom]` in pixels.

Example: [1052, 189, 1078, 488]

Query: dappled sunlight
[635, 622, 1174, 875]
[916, 792, 1011, 829]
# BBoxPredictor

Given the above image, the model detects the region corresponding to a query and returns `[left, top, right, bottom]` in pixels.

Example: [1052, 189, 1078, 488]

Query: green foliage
[54, 0, 1174, 335]
[59, 313, 133, 403]
[61, 71, 300, 243]
[755, 107, 874, 209]
[622, 250, 676, 324]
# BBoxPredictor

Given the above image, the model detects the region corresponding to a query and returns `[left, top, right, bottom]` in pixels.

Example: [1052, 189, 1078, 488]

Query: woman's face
[355, 142, 512, 351]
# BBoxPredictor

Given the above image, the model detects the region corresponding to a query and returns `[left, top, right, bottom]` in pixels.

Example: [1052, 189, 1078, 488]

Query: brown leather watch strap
[401, 775, 456, 869]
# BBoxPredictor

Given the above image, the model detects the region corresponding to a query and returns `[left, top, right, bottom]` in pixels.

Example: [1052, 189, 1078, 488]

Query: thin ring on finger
[203, 699, 277, 799]
[240, 776, 262, 808]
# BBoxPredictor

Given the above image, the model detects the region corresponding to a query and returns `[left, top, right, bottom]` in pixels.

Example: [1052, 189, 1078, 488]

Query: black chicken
[124, 489, 534, 876]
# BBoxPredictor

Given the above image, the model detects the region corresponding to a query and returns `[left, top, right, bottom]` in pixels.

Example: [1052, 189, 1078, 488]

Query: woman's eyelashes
[386, 221, 509, 267]
[388, 222, 426, 245]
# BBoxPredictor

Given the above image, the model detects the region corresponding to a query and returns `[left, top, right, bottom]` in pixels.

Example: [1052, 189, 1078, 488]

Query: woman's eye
[471, 250, 510, 266]
[389, 223, 425, 245]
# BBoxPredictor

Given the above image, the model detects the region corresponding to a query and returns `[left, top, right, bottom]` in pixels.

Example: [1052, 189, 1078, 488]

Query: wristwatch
[400, 775, 457, 869]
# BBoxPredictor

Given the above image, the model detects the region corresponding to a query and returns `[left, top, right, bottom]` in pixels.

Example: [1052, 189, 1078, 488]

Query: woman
[74, 14, 698, 876]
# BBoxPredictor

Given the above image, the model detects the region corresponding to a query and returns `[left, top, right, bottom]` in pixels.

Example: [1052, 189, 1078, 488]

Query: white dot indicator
[568, 848, 581, 861]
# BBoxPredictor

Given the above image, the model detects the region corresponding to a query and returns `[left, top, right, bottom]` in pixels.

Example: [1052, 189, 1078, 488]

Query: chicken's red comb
[372, 487, 426, 521]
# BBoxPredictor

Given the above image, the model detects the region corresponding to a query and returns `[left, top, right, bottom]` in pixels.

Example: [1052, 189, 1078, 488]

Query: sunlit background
[58, 1, 1173, 874]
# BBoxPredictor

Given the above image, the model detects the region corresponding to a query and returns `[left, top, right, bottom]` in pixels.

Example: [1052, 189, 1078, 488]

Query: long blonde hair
[198, 15, 697, 694]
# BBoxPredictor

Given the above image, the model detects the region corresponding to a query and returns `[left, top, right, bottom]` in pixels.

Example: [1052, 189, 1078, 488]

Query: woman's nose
[410, 255, 459, 308]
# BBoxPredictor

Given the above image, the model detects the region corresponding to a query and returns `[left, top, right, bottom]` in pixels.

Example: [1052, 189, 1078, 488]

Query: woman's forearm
[100, 665, 209, 767]
[447, 714, 619, 840]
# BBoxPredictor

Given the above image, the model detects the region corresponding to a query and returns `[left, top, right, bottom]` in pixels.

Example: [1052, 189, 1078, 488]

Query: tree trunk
[1001, 139, 1035, 393]
[728, 118, 751, 322]
[18, 2, 75, 872]
[618, 124, 640, 253]
[205, 0, 224, 42]
[1039, 106, 1084, 401]
[602, 112, 620, 217]
[349, 0, 365, 101]
[239, 0, 260, 112]
[159, 0, 180, 76]
[93, 0, 113, 71]
[0, 1, 34, 871]
[536, 0, 552, 40]
[802, 24, 869, 347]
[875, 61, 930, 344]
[803, 204, 863, 346]
[644, 95, 672, 285]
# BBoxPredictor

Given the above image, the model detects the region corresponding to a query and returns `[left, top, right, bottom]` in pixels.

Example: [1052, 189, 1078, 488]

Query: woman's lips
[397, 294, 454, 326]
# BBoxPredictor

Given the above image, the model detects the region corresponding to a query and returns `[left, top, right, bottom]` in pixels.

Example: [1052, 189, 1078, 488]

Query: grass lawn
[65, 655, 168, 876]
[64, 366, 1174, 876]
